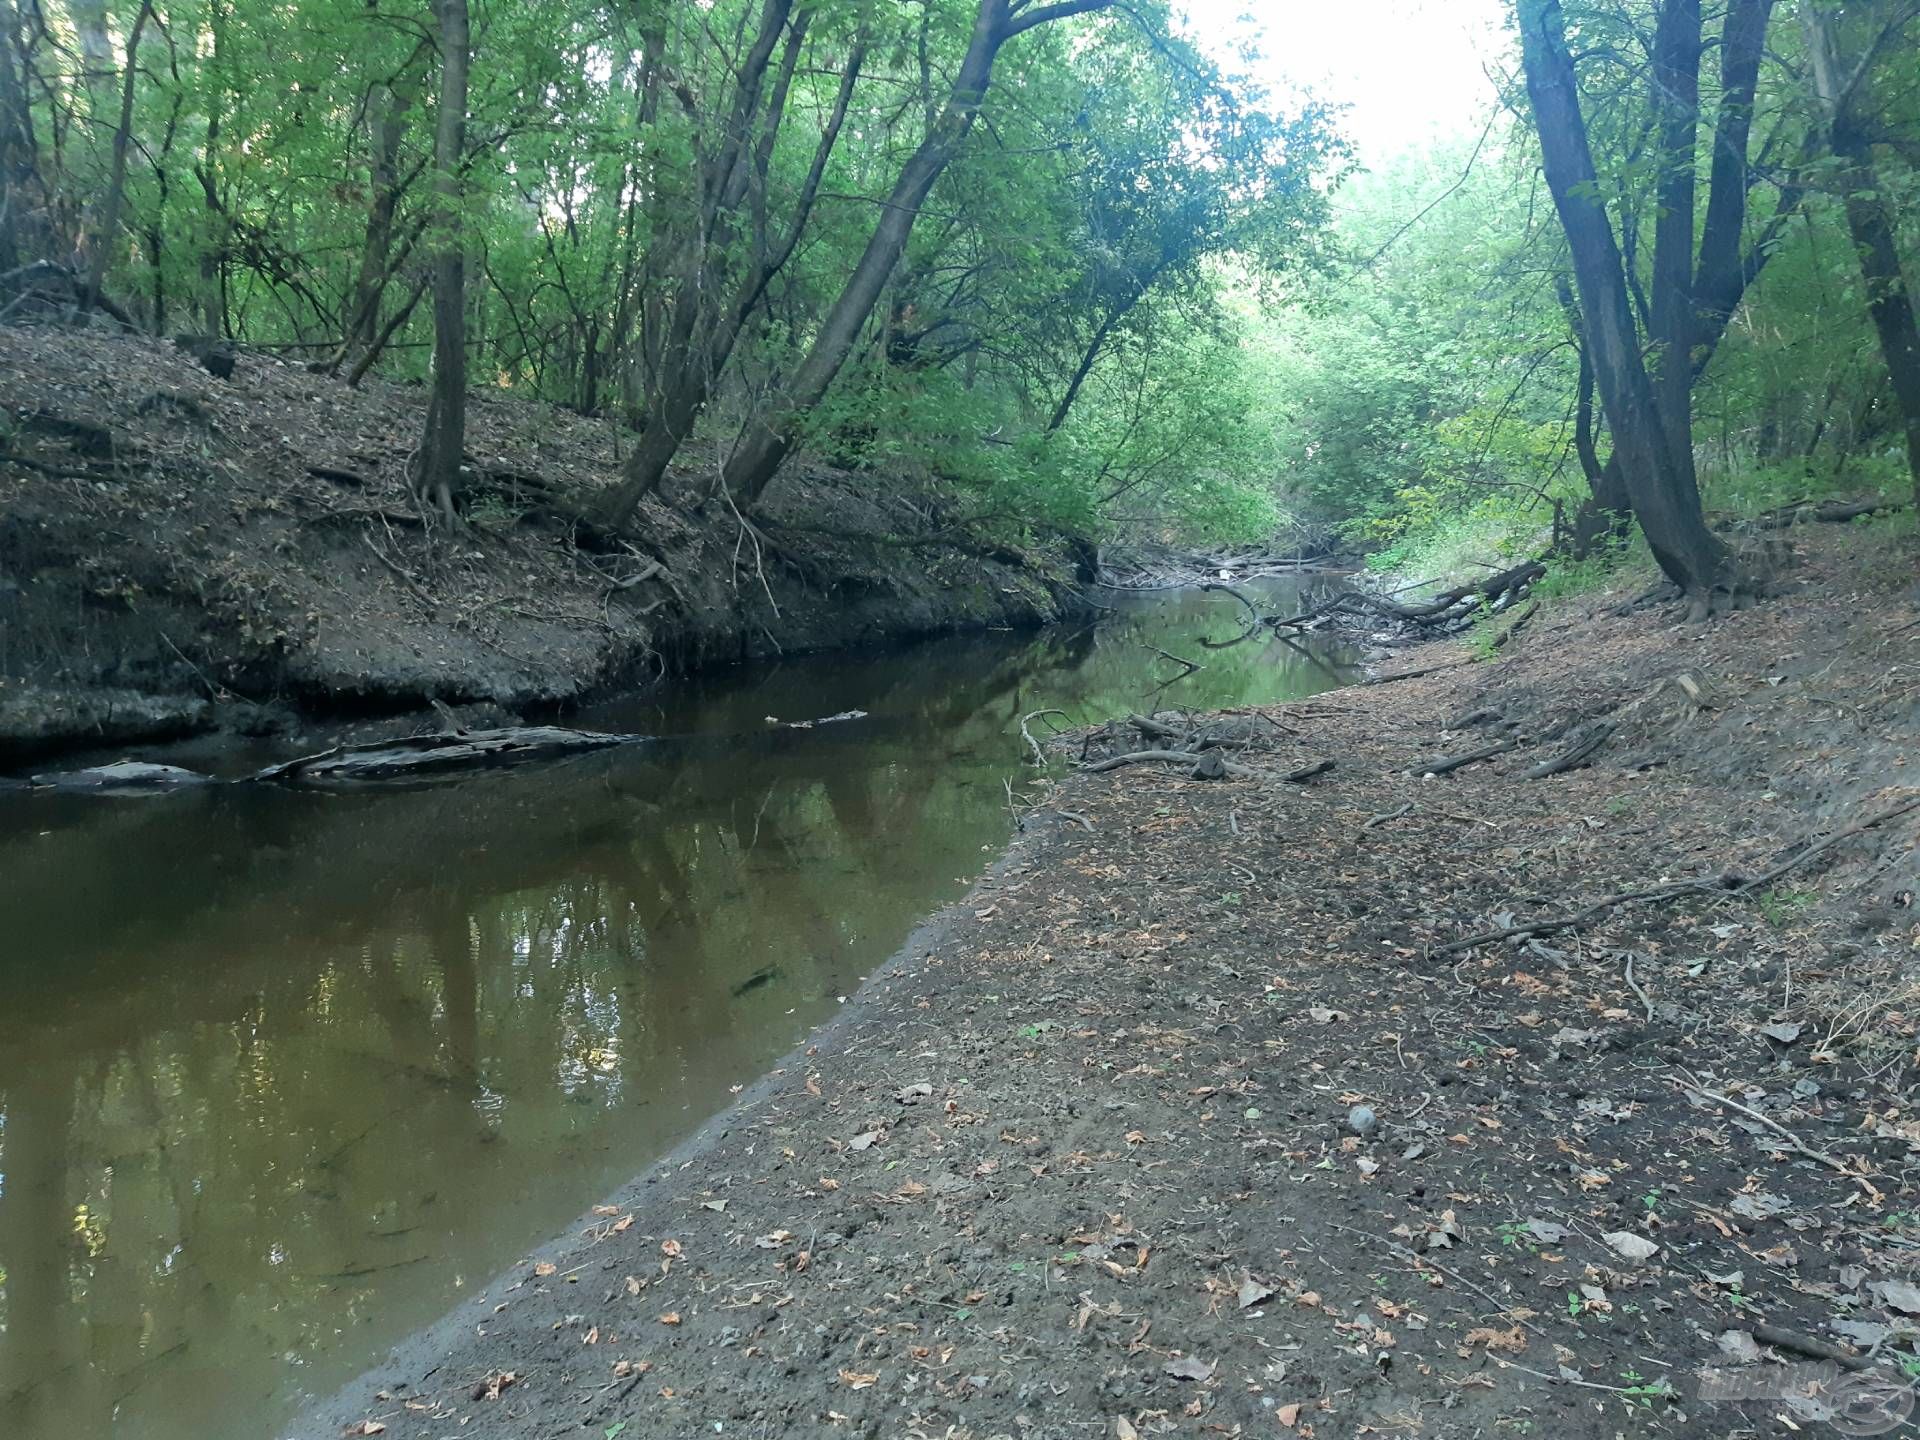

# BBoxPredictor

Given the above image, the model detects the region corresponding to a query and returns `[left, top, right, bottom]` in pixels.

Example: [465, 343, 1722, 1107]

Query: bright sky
[1176, 0, 1510, 164]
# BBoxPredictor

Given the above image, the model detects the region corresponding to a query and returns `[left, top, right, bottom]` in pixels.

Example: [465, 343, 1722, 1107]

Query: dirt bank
[0, 329, 1080, 765]
[310, 525, 1920, 1439]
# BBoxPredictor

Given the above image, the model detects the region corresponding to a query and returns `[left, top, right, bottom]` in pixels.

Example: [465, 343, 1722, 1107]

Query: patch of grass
[1757, 886, 1816, 928]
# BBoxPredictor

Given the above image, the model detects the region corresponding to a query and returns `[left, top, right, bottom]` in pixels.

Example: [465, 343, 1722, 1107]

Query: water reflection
[0, 580, 1355, 1440]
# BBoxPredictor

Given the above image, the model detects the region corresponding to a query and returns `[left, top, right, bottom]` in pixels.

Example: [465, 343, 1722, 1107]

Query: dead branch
[1363, 659, 1476, 687]
[1019, 708, 1070, 767]
[1523, 722, 1613, 779]
[1084, 748, 1256, 780]
[1432, 794, 1920, 956]
[1410, 737, 1521, 777]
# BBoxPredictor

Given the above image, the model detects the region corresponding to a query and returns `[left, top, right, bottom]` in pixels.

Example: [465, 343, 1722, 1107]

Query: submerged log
[28, 760, 217, 793]
[250, 726, 641, 784]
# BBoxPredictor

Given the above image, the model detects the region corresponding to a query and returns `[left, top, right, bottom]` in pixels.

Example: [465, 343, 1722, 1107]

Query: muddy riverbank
[0, 330, 1083, 766]
[314, 526, 1920, 1440]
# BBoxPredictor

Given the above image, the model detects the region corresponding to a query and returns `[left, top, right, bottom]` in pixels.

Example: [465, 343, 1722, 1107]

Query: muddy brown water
[0, 579, 1356, 1440]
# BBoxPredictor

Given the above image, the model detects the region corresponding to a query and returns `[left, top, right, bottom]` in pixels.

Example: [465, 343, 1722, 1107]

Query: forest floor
[316, 523, 1920, 1440]
[0, 328, 1077, 765]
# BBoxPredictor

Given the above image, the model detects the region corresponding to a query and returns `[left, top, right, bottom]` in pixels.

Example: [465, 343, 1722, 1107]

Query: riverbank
[315, 524, 1920, 1439]
[0, 330, 1080, 766]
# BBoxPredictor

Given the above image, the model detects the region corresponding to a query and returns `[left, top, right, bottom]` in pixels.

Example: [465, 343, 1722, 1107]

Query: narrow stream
[0, 578, 1356, 1440]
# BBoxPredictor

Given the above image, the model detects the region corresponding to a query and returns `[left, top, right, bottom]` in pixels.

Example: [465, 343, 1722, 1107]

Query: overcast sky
[1175, 0, 1510, 164]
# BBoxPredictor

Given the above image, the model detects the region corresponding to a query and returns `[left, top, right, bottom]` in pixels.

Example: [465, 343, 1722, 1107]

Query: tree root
[1410, 737, 1521, 777]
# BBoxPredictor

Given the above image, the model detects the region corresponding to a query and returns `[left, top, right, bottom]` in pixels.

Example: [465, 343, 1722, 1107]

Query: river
[0, 577, 1355, 1440]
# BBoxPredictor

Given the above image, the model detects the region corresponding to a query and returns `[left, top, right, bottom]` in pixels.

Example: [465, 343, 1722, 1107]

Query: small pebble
[1348, 1105, 1378, 1136]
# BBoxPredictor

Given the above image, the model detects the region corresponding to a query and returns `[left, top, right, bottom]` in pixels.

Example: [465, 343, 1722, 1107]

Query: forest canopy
[0, 0, 1916, 582]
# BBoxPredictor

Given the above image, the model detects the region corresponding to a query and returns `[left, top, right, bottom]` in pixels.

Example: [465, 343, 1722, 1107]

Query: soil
[0, 329, 1080, 766]
[310, 526, 1920, 1440]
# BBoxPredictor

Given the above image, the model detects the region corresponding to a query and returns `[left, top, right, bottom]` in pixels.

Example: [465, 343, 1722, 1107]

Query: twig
[1623, 951, 1653, 1025]
[1326, 1224, 1547, 1338]
[1364, 804, 1416, 831]
[1675, 1071, 1869, 1182]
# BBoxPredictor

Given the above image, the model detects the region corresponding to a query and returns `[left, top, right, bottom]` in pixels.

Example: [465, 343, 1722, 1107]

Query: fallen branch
[1432, 794, 1920, 956]
[1523, 722, 1613, 779]
[1490, 599, 1539, 650]
[1084, 748, 1255, 780]
[1281, 758, 1337, 783]
[1362, 659, 1475, 687]
[1410, 737, 1520, 777]
[1019, 708, 1069, 767]
[1676, 1070, 1869, 1184]
[1733, 1323, 1875, 1373]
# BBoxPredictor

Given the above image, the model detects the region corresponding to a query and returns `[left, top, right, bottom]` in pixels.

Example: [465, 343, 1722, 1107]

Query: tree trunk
[78, 0, 153, 321]
[1803, 4, 1920, 506]
[721, 0, 1113, 504]
[588, 9, 871, 527]
[1646, 0, 1702, 483]
[342, 67, 413, 365]
[414, 0, 470, 524]
[1517, 0, 1733, 602]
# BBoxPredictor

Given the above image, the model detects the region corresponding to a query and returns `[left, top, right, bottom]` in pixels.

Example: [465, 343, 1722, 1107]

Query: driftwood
[249, 725, 640, 783]
[21, 712, 872, 794]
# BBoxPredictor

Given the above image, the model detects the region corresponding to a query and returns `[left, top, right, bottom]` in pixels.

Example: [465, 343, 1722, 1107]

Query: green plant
[1757, 887, 1816, 927]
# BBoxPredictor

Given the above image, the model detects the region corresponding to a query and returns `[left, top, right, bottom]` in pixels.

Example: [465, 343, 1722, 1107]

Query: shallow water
[0, 579, 1355, 1440]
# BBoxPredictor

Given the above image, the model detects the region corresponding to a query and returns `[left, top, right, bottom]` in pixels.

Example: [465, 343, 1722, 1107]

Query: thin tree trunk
[1647, 0, 1702, 482]
[1804, 4, 1920, 505]
[344, 65, 413, 364]
[414, 0, 469, 524]
[0, 0, 39, 273]
[1517, 0, 1732, 602]
[721, 0, 1113, 504]
[78, 0, 152, 321]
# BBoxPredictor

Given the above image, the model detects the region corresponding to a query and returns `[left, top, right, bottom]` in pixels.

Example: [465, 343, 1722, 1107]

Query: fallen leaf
[1761, 1022, 1804, 1044]
[1116, 1419, 1141, 1440]
[660, 1239, 682, 1258]
[896, 1082, 933, 1104]
[848, 1130, 883, 1151]
[700, 1199, 728, 1213]
[533, 1261, 557, 1278]
[342, 1424, 386, 1437]
[659, 1312, 681, 1326]
[1162, 1354, 1215, 1382]
[1277, 1402, 1302, 1428]
[1602, 1231, 1659, 1262]
[837, 1369, 878, 1390]
[1460, 1325, 1527, 1356]
[1238, 1275, 1278, 1310]
[1871, 1279, 1920, 1315]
